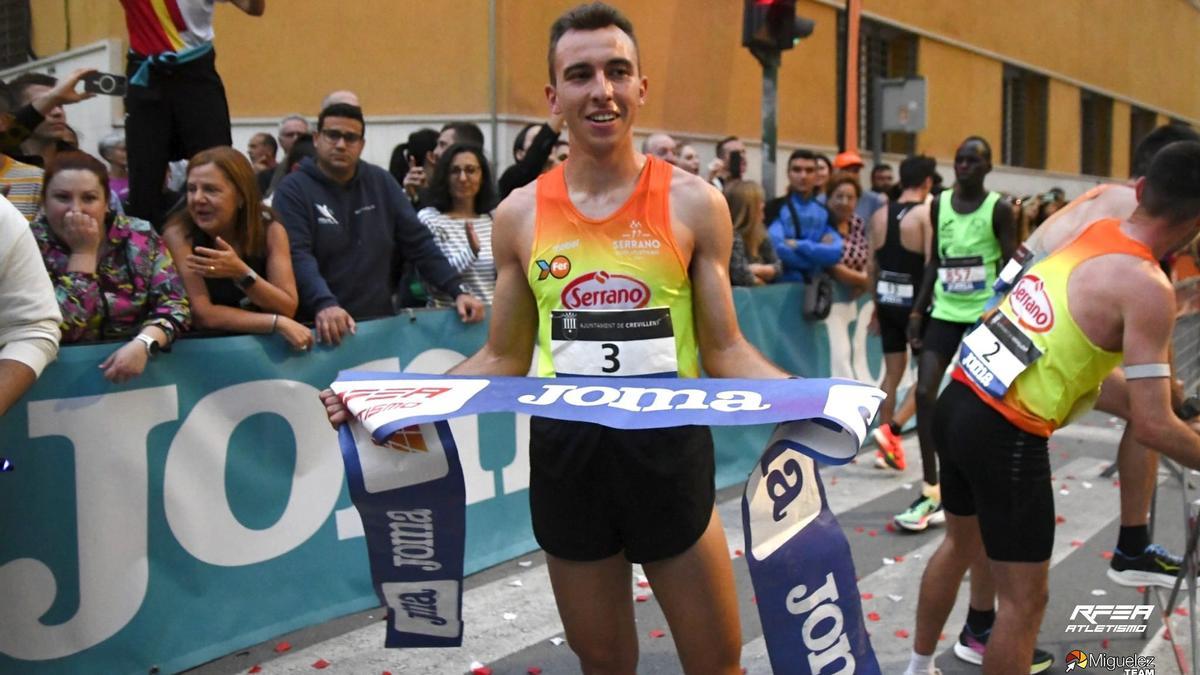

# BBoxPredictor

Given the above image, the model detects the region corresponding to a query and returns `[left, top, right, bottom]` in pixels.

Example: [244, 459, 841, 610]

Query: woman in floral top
[825, 172, 873, 297]
[31, 151, 190, 383]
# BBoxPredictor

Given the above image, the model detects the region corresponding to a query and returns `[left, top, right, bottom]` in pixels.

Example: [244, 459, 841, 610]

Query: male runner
[323, 4, 790, 673]
[905, 141, 1200, 675]
[899, 136, 1018, 530]
[1000, 124, 1200, 592]
[869, 154, 937, 470]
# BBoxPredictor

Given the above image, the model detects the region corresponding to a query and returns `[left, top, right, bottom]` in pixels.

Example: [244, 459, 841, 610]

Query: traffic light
[742, 0, 815, 52]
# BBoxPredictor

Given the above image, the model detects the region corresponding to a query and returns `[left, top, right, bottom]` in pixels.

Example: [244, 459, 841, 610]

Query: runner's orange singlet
[527, 156, 700, 378]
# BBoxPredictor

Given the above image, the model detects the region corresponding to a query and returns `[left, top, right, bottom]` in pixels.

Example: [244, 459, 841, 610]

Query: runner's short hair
[1131, 124, 1200, 179]
[1140, 140, 1200, 225]
[899, 155, 938, 189]
[548, 2, 638, 83]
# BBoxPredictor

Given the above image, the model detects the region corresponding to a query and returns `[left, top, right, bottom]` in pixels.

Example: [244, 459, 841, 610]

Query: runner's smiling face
[546, 26, 646, 152]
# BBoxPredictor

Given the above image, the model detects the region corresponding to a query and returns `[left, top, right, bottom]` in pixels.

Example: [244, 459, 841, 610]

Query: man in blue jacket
[766, 149, 844, 282]
[273, 103, 484, 345]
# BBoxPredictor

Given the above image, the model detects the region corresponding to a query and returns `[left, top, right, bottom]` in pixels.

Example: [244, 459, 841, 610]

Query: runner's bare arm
[868, 204, 887, 253]
[1027, 186, 1136, 256]
[449, 187, 538, 377]
[677, 176, 790, 379]
[993, 197, 1019, 262]
[1120, 266, 1200, 468]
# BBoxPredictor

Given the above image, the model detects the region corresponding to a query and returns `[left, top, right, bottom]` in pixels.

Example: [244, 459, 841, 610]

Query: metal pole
[761, 54, 779, 199]
[872, 76, 883, 168]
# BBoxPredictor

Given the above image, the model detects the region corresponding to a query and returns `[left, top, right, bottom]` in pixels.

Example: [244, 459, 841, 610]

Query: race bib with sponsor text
[550, 307, 677, 377]
[939, 255, 987, 293]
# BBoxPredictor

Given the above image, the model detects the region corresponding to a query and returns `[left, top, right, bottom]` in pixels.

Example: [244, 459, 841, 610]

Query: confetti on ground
[1091, 589, 1108, 596]
[1101, 551, 1114, 560]
[528, 668, 543, 675]
[1113, 480, 1121, 487]
[882, 557, 896, 566]
[508, 579, 523, 587]
[636, 574, 648, 584]
[1056, 515, 1067, 524]
[885, 523, 897, 533]
[1070, 540, 1084, 547]
[888, 594, 903, 603]
[470, 661, 492, 675]
[1177, 607, 1189, 616]
[0, 458, 12, 472]
[1060, 489, 1070, 496]
[312, 659, 330, 670]
[274, 642, 291, 653]
[734, 549, 744, 557]
[868, 530, 878, 537]
[1082, 481, 1093, 489]
[503, 612, 517, 621]
[895, 629, 910, 639]
[636, 580, 650, 588]
[517, 561, 533, 568]
[1138, 586, 1146, 593]
[550, 638, 565, 646]
[1102, 639, 1110, 649]
[867, 612, 881, 621]
[649, 630, 666, 638]
[939, 633, 946, 641]
[902, 483, 912, 490]
[636, 594, 650, 603]
[893, 555, 904, 562]
[861, 592, 874, 600]
[855, 526, 865, 534]
[248, 667, 262, 674]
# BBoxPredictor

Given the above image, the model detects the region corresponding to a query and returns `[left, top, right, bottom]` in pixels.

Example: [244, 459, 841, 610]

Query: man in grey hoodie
[273, 103, 484, 345]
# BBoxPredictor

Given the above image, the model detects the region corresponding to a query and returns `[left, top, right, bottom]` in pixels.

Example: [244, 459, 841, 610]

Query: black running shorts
[528, 417, 715, 564]
[877, 305, 921, 355]
[934, 379, 1054, 563]
[922, 317, 973, 361]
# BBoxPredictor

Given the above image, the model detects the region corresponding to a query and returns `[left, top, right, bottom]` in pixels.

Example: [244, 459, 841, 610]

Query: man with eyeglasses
[274, 103, 484, 346]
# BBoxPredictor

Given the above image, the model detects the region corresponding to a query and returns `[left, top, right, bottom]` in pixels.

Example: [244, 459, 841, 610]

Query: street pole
[754, 49, 781, 199]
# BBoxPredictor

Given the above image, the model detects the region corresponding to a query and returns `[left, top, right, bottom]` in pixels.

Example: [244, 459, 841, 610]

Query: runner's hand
[320, 388, 351, 428]
[906, 313, 925, 350]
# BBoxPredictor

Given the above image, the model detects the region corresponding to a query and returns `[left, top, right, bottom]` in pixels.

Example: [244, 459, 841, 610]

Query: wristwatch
[234, 269, 259, 292]
[135, 333, 160, 356]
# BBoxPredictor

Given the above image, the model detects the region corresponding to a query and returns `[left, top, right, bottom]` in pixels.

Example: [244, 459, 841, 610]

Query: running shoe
[872, 425, 907, 470]
[953, 625, 1054, 673]
[1108, 543, 1192, 588]
[893, 494, 945, 532]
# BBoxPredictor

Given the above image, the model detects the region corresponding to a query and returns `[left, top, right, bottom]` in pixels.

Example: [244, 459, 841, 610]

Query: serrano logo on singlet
[561, 271, 650, 309]
[1008, 275, 1055, 332]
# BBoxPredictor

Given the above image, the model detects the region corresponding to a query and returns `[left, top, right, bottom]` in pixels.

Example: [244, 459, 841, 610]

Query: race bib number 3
[551, 307, 678, 377]
[939, 256, 987, 293]
[876, 270, 915, 307]
[958, 311, 1043, 398]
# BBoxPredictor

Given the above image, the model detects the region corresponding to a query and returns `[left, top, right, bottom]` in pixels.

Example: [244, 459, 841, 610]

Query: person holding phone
[119, 0, 267, 227]
[708, 135, 747, 192]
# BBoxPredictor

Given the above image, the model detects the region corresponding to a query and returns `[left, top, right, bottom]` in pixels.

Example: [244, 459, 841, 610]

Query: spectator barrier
[0, 283, 891, 674]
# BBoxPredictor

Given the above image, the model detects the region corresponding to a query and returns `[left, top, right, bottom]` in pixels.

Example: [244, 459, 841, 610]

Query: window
[1080, 90, 1113, 176]
[836, 15, 919, 155]
[1128, 106, 1157, 176]
[0, 0, 30, 69]
[1001, 65, 1047, 169]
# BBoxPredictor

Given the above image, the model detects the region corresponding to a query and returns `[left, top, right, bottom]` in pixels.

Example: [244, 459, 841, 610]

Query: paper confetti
[895, 629, 910, 639]
[503, 612, 517, 621]
[528, 668, 543, 675]
[1102, 639, 1110, 649]
[733, 549, 744, 557]
[1060, 489, 1070, 496]
[1100, 551, 1114, 560]
[1082, 481, 1093, 489]
[888, 594, 903, 603]
[885, 523, 897, 533]
[635, 594, 650, 603]
[649, 630, 666, 638]
[1091, 589, 1108, 596]
[471, 668, 493, 675]
[855, 526, 865, 534]
[893, 555, 904, 562]
[1055, 515, 1067, 524]
[248, 667, 262, 674]
[312, 659, 330, 670]
[636, 580, 650, 588]
[517, 560, 533, 568]
[550, 637, 565, 646]
[868, 530, 878, 537]
[867, 612, 881, 622]
[902, 483, 912, 490]
[861, 592, 875, 600]
[1176, 607, 1189, 617]
[882, 557, 896, 566]
[0, 457, 12, 472]
[1070, 540, 1084, 547]
[274, 641, 292, 653]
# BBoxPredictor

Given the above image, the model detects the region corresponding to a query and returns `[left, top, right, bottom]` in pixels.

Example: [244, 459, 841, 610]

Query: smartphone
[729, 150, 744, 180]
[82, 72, 128, 97]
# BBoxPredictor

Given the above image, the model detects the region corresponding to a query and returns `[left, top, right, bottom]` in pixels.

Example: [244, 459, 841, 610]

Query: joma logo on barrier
[561, 271, 650, 309]
[786, 573, 856, 675]
[516, 384, 771, 412]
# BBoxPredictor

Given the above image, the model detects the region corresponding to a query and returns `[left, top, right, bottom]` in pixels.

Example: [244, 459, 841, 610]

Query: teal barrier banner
[0, 283, 892, 674]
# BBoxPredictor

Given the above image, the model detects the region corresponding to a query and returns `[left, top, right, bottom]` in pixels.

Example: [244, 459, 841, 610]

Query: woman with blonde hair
[725, 181, 781, 286]
[163, 146, 312, 350]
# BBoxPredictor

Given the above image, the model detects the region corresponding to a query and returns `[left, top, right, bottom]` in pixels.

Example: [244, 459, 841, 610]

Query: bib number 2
[958, 311, 1043, 398]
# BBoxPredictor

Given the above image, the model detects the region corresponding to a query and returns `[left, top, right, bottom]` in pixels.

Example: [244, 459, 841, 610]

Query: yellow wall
[915, 38, 1001, 160]
[862, 0, 1200, 121]
[1110, 101, 1131, 179]
[1046, 80, 1081, 174]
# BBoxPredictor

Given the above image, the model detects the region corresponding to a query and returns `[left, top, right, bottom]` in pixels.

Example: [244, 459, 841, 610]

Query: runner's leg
[986, 560, 1050, 675]
[643, 507, 742, 675]
[914, 347, 950, 487]
[913, 512, 983, 655]
[546, 553, 639, 675]
[879, 351, 907, 425]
